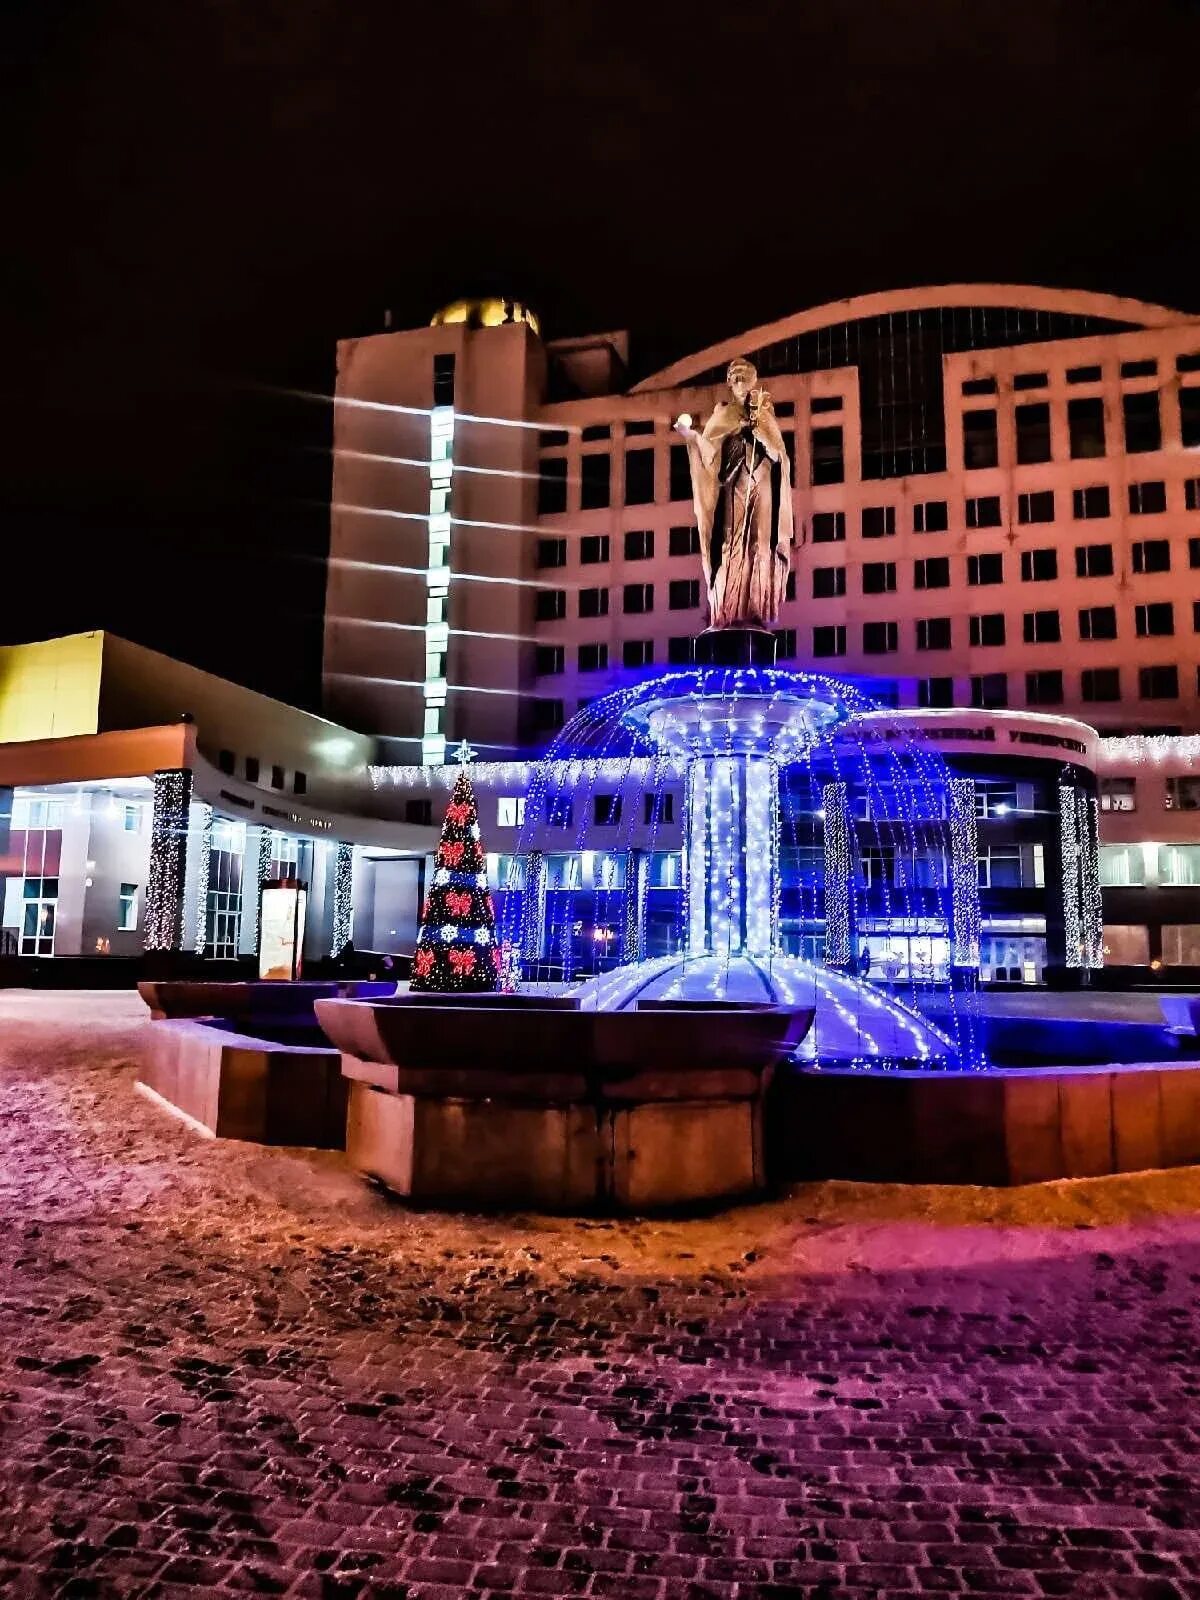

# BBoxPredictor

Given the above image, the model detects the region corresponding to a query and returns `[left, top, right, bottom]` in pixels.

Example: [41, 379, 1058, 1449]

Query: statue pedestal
[693, 628, 777, 668]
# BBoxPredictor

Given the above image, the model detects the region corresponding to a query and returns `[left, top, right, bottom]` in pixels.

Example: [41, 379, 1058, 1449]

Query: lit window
[123, 804, 141, 833]
[497, 798, 526, 828]
[118, 883, 138, 932]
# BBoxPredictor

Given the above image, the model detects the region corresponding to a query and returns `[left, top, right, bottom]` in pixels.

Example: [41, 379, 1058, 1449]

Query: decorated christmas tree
[410, 745, 500, 993]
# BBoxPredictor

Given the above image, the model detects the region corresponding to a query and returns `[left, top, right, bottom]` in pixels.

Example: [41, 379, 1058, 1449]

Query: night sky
[5, 0, 1198, 709]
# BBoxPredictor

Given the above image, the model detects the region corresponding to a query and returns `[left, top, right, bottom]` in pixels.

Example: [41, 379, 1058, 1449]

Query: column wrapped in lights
[686, 755, 778, 958]
[623, 849, 650, 963]
[1079, 791, 1104, 969]
[948, 777, 981, 969]
[822, 780, 851, 968]
[192, 803, 213, 954]
[144, 768, 192, 952]
[331, 842, 354, 957]
[521, 849, 546, 961]
[1058, 784, 1083, 968]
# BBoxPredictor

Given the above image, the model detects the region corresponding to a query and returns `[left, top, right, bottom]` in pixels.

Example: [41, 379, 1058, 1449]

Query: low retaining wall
[138, 1019, 346, 1147]
[776, 1062, 1200, 1185]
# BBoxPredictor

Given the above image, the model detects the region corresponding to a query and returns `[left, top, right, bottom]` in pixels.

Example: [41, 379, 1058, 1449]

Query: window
[19, 877, 58, 956]
[623, 582, 653, 614]
[432, 353, 455, 407]
[1123, 390, 1161, 454]
[1082, 667, 1120, 702]
[293, 772, 307, 796]
[270, 765, 285, 790]
[969, 613, 1005, 647]
[1023, 610, 1061, 644]
[497, 797, 527, 828]
[532, 699, 564, 733]
[811, 510, 846, 543]
[1135, 602, 1174, 637]
[861, 505, 895, 538]
[118, 882, 138, 932]
[966, 495, 1002, 528]
[669, 525, 700, 557]
[977, 847, 1023, 888]
[539, 428, 568, 448]
[1180, 353, 1200, 373]
[535, 643, 565, 675]
[1193, 600, 1200, 632]
[623, 639, 654, 668]
[918, 677, 954, 708]
[1015, 402, 1052, 464]
[914, 556, 950, 589]
[581, 534, 610, 564]
[1166, 776, 1200, 812]
[1121, 359, 1157, 379]
[1132, 540, 1170, 574]
[1072, 485, 1110, 519]
[1187, 479, 1200, 512]
[916, 617, 951, 651]
[578, 587, 608, 618]
[1181, 388, 1200, 448]
[537, 456, 568, 515]
[1025, 669, 1063, 706]
[1139, 664, 1179, 699]
[811, 426, 844, 484]
[593, 793, 622, 827]
[669, 578, 700, 609]
[862, 561, 896, 594]
[971, 673, 1008, 708]
[962, 376, 997, 396]
[1159, 845, 1200, 884]
[812, 566, 846, 598]
[774, 628, 797, 658]
[785, 571, 796, 601]
[122, 803, 141, 833]
[1075, 543, 1114, 578]
[1162, 925, 1200, 965]
[1020, 548, 1057, 582]
[967, 553, 1003, 585]
[404, 798, 433, 826]
[1128, 480, 1167, 515]
[580, 453, 611, 510]
[962, 409, 998, 469]
[624, 528, 654, 560]
[1067, 397, 1105, 458]
[1079, 605, 1117, 641]
[668, 444, 691, 503]
[546, 795, 573, 826]
[536, 589, 566, 621]
[624, 448, 655, 505]
[217, 749, 235, 776]
[813, 624, 846, 658]
[625, 419, 653, 436]
[578, 642, 608, 672]
[1017, 490, 1054, 524]
[1013, 371, 1048, 391]
[1067, 364, 1102, 384]
[581, 423, 610, 442]
[811, 394, 843, 413]
[536, 537, 567, 569]
[914, 500, 948, 533]
[667, 636, 694, 665]
[244, 756, 260, 783]
[644, 791, 674, 825]
[863, 620, 898, 654]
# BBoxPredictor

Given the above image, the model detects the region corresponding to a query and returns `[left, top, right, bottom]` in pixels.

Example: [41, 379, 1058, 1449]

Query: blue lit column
[623, 849, 649, 962]
[522, 850, 546, 960]
[685, 755, 777, 957]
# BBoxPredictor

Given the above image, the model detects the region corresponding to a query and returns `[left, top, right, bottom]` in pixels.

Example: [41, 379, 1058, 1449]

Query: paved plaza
[0, 992, 1198, 1599]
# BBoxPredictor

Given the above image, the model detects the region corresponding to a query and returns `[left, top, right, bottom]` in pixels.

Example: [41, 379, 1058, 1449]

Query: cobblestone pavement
[1, 992, 1199, 1599]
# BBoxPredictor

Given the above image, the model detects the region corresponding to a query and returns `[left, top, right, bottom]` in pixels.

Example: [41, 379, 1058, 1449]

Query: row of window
[537, 526, 700, 568]
[535, 580, 704, 623]
[537, 396, 841, 452]
[215, 748, 307, 795]
[961, 387, 1200, 470]
[536, 391, 1200, 510]
[961, 353, 1200, 396]
[812, 543, 1196, 598]
[1099, 776, 1200, 813]
[808, 479, 1200, 543]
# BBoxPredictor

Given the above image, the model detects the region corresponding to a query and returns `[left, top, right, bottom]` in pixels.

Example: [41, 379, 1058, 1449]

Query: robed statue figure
[675, 357, 794, 631]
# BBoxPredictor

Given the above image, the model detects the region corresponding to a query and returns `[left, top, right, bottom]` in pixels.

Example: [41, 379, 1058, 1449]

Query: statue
[675, 357, 794, 632]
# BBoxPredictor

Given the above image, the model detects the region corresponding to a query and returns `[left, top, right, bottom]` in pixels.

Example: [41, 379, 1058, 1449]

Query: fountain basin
[316, 996, 812, 1212]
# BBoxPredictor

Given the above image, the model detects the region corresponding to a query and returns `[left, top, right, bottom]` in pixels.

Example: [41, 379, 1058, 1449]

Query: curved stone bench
[315, 997, 813, 1213]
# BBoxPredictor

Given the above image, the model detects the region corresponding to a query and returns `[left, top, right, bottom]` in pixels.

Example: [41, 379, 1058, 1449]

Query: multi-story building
[323, 284, 1200, 755]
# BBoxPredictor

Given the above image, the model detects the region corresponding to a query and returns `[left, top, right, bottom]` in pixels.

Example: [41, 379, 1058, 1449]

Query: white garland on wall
[822, 780, 851, 967]
[948, 777, 981, 969]
[144, 769, 192, 953]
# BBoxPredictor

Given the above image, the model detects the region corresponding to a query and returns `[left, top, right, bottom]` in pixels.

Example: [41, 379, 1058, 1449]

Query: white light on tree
[144, 768, 192, 952]
[822, 780, 851, 967]
[1059, 784, 1083, 967]
[332, 841, 354, 956]
[948, 777, 981, 968]
[193, 803, 213, 954]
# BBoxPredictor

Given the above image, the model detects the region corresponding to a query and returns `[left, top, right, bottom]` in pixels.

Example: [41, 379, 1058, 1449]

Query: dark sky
[4, 0, 1198, 709]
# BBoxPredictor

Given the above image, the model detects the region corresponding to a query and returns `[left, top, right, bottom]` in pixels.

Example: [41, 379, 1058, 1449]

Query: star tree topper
[453, 739, 477, 767]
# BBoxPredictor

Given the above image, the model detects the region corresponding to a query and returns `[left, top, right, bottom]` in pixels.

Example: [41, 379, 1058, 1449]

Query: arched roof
[631, 283, 1194, 393]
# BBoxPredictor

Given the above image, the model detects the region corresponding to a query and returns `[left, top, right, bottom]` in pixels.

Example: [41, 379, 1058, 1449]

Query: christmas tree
[410, 746, 500, 993]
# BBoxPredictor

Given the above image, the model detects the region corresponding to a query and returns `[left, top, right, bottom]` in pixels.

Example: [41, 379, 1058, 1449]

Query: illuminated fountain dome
[503, 666, 985, 1070]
